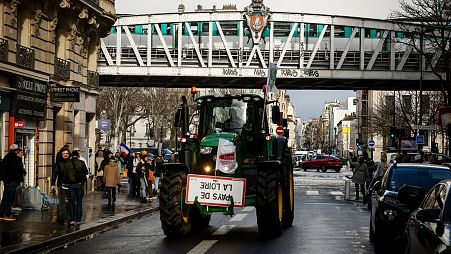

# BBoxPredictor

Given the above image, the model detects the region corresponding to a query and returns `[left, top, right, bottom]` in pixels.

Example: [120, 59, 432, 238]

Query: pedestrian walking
[136, 152, 150, 202]
[103, 151, 120, 205]
[51, 146, 70, 223]
[350, 156, 370, 202]
[95, 150, 105, 191]
[0, 144, 26, 221]
[131, 152, 142, 199]
[59, 150, 88, 225]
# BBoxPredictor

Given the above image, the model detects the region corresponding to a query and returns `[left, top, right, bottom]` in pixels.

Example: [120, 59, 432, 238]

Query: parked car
[292, 155, 302, 168]
[301, 155, 342, 172]
[403, 179, 451, 254]
[370, 163, 451, 253]
[389, 152, 451, 164]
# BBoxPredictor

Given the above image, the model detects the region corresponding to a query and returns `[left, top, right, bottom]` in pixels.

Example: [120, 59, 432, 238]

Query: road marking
[330, 191, 344, 196]
[241, 206, 255, 212]
[306, 190, 319, 195]
[212, 225, 236, 235]
[230, 213, 247, 222]
[187, 240, 218, 254]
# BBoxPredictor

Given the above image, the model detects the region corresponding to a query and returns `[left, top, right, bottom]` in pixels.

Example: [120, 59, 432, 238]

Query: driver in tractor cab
[224, 108, 244, 132]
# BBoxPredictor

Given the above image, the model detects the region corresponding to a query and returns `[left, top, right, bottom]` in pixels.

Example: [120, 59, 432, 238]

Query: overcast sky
[115, 0, 404, 119]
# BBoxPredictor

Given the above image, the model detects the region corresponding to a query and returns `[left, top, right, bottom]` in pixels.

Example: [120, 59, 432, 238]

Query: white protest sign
[185, 174, 246, 208]
[216, 138, 238, 174]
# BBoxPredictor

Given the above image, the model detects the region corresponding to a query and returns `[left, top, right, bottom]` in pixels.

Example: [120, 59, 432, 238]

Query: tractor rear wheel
[282, 165, 294, 228]
[159, 169, 191, 237]
[256, 169, 283, 238]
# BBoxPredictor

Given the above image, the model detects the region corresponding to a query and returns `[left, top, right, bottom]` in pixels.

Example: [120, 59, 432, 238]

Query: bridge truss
[99, 11, 446, 90]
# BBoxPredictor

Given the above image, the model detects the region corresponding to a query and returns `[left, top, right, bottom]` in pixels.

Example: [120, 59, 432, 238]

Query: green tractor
[159, 93, 294, 238]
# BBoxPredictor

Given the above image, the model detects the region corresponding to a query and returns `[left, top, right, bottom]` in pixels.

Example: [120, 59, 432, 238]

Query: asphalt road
[57, 168, 375, 254]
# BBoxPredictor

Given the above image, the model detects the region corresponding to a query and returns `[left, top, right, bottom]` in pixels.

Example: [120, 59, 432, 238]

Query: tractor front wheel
[256, 169, 283, 238]
[159, 169, 191, 237]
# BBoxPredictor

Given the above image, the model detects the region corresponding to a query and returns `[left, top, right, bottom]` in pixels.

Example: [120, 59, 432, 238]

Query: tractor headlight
[204, 165, 212, 173]
[200, 147, 213, 154]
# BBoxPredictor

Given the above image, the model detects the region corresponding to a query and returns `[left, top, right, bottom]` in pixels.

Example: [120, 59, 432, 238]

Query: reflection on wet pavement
[0, 191, 156, 249]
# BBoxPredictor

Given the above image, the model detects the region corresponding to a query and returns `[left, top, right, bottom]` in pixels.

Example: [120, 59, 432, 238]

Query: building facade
[0, 0, 115, 194]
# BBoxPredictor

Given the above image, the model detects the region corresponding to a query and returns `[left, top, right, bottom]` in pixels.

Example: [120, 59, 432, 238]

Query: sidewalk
[0, 185, 159, 253]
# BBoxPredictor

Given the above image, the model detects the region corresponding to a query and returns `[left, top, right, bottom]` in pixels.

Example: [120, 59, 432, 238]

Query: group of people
[94, 148, 163, 203]
[123, 151, 163, 202]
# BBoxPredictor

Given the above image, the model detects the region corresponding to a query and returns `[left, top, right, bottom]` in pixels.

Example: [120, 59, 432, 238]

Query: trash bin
[344, 180, 351, 200]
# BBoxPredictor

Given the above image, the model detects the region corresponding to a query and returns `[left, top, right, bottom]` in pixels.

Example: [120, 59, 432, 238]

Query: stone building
[0, 0, 115, 193]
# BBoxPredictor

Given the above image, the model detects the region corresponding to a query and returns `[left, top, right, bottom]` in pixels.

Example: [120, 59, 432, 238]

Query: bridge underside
[99, 75, 441, 91]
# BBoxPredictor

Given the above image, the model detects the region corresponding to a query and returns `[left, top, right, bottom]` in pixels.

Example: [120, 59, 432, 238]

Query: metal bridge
[98, 2, 445, 90]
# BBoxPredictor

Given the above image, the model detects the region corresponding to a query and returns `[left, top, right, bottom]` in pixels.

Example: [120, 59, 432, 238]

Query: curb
[1, 206, 159, 254]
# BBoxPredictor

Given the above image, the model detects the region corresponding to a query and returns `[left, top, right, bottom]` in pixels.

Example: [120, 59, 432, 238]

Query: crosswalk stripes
[304, 190, 345, 196]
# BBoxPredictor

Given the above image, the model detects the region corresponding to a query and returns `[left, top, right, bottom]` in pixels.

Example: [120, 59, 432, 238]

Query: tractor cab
[196, 94, 266, 137]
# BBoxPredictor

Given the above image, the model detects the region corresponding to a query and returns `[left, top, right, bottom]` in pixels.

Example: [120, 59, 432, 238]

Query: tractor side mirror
[272, 106, 281, 125]
[174, 107, 183, 127]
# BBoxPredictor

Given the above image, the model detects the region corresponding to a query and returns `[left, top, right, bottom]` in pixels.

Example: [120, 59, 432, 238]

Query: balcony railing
[87, 70, 99, 88]
[54, 57, 70, 80]
[87, 0, 99, 5]
[16, 45, 35, 69]
[0, 38, 8, 62]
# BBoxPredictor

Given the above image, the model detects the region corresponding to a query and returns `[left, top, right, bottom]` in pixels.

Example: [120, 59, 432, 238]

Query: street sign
[349, 145, 353, 151]
[275, 125, 284, 136]
[412, 125, 439, 131]
[368, 140, 375, 148]
[97, 120, 111, 131]
[416, 135, 425, 145]
[185, 174, 246, 208]
[14, 121, 25, 129]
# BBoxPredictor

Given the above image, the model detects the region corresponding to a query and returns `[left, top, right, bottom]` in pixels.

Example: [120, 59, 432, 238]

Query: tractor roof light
[266, 135, 272, 141]
[191, 86, 199, 95]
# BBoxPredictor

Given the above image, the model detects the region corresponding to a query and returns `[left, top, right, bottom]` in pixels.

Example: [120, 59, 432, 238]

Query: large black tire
[320, 165, 327, 172]
[256, 169, 283, 238]
[282, 165, 294, 228]
[159, 169, 191, 237]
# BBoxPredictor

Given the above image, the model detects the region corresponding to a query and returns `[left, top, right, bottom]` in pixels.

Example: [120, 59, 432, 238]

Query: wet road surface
[56, 168, 374, 254]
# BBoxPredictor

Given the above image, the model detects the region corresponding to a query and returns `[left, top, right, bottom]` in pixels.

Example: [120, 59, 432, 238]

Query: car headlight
[200, 147, 213, 154]
[383, 209, 397, 221]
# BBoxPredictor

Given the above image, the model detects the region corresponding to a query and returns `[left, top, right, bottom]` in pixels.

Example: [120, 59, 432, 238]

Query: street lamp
[128, 125, 136, 148]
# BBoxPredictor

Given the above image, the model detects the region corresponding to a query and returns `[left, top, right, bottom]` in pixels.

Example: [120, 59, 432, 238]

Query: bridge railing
[98, 12, 445, 83]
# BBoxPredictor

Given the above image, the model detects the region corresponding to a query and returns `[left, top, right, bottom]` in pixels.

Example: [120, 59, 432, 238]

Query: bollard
[344, 180, 351, 200]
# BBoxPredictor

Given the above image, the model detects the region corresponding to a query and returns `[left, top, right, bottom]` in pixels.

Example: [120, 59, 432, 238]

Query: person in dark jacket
[350, 156, 370, 201]
[51, 146, 70, 223]
[0, 144, 26, 221]
[59, 150, 88, 225]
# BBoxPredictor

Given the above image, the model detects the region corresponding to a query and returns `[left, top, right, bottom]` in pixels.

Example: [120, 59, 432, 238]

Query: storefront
[12, 76, 47, 187]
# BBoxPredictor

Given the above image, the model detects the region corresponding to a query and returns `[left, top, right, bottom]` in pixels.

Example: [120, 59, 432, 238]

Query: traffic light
[432, 142, 439, 153]
[389, 127, 396, 138]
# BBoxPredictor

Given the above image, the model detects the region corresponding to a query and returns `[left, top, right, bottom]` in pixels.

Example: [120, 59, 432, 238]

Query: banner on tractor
[215, 138, 238, 174]
[185, 174, 246, 207]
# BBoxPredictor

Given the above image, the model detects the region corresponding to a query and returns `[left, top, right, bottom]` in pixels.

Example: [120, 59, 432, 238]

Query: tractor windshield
[199, 96, 264, 136]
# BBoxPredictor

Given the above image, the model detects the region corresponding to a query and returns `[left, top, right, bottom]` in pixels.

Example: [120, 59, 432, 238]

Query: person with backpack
[59, 150, 88, 225]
